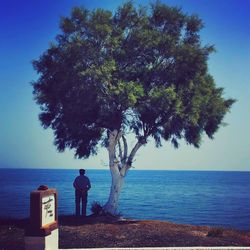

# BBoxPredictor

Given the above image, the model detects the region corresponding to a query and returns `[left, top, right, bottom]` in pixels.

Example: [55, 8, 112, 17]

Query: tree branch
[127, 141, 142, 167]
[118, 139, 123, 163]
[121, 135, 128, 164]
[120, 137, 145, 177]
[108, 129, 122, 168]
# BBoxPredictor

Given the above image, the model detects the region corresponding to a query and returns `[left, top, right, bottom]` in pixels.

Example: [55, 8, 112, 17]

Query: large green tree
[33, 1, 235, 214]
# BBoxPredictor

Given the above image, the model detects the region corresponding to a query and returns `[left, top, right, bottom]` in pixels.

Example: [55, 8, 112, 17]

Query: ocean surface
[0, 169, 250, 230]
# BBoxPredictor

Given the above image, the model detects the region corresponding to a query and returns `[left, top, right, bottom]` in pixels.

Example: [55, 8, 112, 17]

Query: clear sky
[0, 0, 249, 171]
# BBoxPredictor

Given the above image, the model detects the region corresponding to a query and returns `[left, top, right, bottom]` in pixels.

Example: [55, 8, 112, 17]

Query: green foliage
[32, 1, 235, 159]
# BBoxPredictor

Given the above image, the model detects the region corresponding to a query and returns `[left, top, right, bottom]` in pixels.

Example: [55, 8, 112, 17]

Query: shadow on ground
[58, 214, 139, 226]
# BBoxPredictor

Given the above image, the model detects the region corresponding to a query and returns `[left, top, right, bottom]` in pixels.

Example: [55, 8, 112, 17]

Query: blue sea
[0, 169, 250, 230]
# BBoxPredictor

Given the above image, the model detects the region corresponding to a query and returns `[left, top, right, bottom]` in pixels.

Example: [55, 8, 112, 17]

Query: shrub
[91, 201, 103, 215]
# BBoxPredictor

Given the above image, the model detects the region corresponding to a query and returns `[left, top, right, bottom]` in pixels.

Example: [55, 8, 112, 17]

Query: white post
[25, 185, 59, 250]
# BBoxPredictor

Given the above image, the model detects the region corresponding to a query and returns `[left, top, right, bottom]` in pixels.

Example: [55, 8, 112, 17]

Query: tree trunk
[102, 129, 124, 215]
[102, 129, 143, 215]
[103, 166, 124, 215]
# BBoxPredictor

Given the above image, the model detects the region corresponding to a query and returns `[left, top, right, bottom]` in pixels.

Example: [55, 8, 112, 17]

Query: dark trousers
[75, 190, 88, 216]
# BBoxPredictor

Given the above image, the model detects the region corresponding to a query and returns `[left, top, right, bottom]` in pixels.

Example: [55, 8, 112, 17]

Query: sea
[0, 169, 250, 230]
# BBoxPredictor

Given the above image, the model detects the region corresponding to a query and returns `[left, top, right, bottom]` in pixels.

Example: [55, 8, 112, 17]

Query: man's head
[79, 169, 85, 175]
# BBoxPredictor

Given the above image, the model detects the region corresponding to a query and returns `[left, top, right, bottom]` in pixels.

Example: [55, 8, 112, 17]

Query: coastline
[0, 215, 250, 249]
[1, 169, 250, 230]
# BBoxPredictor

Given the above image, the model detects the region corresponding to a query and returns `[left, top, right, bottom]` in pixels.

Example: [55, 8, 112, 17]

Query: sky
[0, 0, 249, 171]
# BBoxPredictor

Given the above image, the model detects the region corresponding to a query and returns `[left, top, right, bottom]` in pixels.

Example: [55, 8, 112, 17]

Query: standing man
[73, 169, 91, 217]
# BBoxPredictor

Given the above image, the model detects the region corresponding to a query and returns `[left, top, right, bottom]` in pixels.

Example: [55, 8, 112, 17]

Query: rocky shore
[0, 215, 250, 249]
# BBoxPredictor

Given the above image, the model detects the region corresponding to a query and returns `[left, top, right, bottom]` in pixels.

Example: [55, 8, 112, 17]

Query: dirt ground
[0, 215, 250, 249]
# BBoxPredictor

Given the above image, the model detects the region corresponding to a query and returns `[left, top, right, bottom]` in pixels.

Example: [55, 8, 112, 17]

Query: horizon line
[0, 167, 249, 172]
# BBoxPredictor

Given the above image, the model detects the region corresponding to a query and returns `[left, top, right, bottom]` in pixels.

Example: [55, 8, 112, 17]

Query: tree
[32, 1, 235, 215]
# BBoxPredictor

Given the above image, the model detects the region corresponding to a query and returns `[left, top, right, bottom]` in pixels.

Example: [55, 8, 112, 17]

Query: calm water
[0, 169, 250, 230]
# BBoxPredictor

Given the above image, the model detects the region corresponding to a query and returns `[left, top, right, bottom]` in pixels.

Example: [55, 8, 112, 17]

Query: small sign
[27, 187, 58, 236]
[42, 194, 55, 227]
[25, 187, 59, 250]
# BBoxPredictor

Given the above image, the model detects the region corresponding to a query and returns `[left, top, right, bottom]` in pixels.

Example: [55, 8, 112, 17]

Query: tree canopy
[33, 1, 235, 163]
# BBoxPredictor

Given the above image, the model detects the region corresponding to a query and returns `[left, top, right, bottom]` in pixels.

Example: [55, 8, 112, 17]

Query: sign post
[25, 186, 58, 250]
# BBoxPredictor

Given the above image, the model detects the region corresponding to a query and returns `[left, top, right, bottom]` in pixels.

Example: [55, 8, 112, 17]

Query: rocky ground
[0, 215, 250, 249]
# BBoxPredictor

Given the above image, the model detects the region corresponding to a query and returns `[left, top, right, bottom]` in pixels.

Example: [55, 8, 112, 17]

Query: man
[73, 169, 91, 217]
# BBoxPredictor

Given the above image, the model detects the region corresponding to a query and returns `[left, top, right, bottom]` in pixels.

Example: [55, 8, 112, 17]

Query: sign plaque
[41, 194, 55, 227]
[25, 186, 59, 250]
[27, 186, 58, 236]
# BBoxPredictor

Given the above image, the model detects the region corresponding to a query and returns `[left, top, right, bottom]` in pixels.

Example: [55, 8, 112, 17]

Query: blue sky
[0, 0, 249, 171]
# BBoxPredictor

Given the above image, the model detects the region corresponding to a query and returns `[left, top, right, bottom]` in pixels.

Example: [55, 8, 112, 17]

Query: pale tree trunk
[103, 129, 144, 215]
[103, 164, 125, 215]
